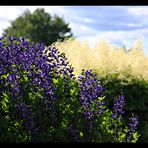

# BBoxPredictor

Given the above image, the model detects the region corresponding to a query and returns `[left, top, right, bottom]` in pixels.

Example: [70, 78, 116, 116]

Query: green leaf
[107, 129, 114, 134]
[102, 121, 106, 125]
[123, 127, 129, 133]
[66, 104, 70, 109]
[0, 74, 8, 79]
[133, 132, 138, 139]
[1, 101, 8, 112]
[80, 132, 83, 137]
[70, 89, 75, 95]
[61, 119, 68, 128]
[2, 93, 9, 103]
[53, 78, 58, 84]
[23, 75, 28, 81]
[131, 139, 136, 143]
[1, 101, 7, 108]
[132, 132, 140, 142]
[34, 92, 41, 97]
[98, 97, 104, 101]
[3, 93, 8, 98]
[120, 133, 126, 140]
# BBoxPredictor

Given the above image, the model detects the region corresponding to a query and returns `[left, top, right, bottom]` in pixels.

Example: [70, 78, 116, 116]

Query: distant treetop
[3, 8, 74, 46]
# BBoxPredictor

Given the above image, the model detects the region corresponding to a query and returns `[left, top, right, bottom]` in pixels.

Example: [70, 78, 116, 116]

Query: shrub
[52, 38, 148, 142]
[77, 69, 140, 143]
[0, 36, 140, 142]
[96, 73, 148, 142]
[0, 35, 76, 142]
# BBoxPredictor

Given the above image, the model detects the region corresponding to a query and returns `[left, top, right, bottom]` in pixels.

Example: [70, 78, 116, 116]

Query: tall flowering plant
[78, 69, 105, 120]
[0, 35, 140, 142]
[0, 35, 77, 142]
[77, 69, 140, 143]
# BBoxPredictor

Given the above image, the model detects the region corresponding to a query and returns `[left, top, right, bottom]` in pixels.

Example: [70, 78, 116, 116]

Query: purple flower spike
[112, 95, 126, 120]
[78, 69, 105, 120]
[126, 114, 139, 142]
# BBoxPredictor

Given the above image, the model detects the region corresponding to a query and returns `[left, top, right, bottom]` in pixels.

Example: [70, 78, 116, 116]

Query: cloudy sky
[0, 6, 148, 55]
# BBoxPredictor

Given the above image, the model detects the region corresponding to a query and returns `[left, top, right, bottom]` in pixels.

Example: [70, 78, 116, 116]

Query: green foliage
[0, 69, 141, 142]
[1, 93, 9, 113]
[0, 36, 141, 142]
[3, 8, 74, 46]
[52, 75, 80, 142]
[95, 72, 147, 142]
[0, 92, 30, 142]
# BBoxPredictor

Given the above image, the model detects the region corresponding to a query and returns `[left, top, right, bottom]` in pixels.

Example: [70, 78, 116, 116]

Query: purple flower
[9, 36, 15, 42]
[78, 70, 105, 120]
[112, 95, 126, 120]
[126, 114, 139, 142]
[0, 35, 92, 142]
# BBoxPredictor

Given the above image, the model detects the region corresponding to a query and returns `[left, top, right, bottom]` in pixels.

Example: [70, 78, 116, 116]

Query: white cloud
[72, 15, 95, 23]
[127, 7, 148, 16]
[0, 6, 67, 21]
[83, 18, 94, 23]
[127, 23, 143, 28]
[69, 22, 97, 37]
[0, 6, 28, 36]
[77, 29, 148, 50]
[0, 21, 11, 35]
[0, 6, 25, 21]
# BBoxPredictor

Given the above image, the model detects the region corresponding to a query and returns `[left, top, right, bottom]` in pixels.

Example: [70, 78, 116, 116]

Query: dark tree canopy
[3, 8, 74, 46]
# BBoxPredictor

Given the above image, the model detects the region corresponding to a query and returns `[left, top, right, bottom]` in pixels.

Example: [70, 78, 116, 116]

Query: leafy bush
[0, 35, 76, 142]
[77, 70, 140, 143]
[52, 38, 148, 142]
[0, 36, 140, 142]
[96, 73, 148, 142]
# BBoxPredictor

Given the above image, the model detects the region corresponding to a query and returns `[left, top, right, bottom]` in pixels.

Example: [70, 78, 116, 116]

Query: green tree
[3, 8, 74, 46]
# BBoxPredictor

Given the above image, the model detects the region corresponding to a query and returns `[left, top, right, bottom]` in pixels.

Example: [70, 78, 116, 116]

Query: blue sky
[0, 6, 148, 55]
